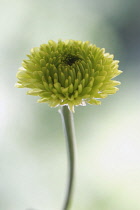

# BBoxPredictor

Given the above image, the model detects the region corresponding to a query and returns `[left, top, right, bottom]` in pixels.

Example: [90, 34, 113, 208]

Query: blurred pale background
[1, 0, 140, 209]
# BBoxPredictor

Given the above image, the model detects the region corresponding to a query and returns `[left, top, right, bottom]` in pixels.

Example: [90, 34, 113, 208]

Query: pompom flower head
[16, 40, 122, 111]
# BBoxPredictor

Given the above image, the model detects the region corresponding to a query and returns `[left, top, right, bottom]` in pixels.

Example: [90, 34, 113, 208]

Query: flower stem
[60, 105, 76, 210]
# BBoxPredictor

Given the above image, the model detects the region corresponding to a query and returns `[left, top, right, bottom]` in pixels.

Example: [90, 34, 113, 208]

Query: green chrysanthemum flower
[16, 40, 122, 111]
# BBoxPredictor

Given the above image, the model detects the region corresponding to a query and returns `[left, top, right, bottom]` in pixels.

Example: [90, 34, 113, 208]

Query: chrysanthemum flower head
[16, 40, 122, 111]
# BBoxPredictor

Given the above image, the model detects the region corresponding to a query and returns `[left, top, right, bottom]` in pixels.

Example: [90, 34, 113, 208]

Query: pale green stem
[60, 105, 76, 210]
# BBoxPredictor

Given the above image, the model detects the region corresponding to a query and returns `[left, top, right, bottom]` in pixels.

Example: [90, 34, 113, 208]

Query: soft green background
[1, 0, 140, 209]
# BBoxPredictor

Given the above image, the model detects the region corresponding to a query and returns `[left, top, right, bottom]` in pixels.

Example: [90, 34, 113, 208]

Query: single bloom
[15, 40, 122, 111]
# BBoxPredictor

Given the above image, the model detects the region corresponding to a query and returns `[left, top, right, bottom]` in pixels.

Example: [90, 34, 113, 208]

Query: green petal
[88, 99, 101, 105]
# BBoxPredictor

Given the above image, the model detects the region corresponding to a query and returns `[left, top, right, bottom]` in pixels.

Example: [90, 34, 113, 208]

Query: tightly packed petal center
[15, 40, 122, 111]
[63, 54, 81, 66]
